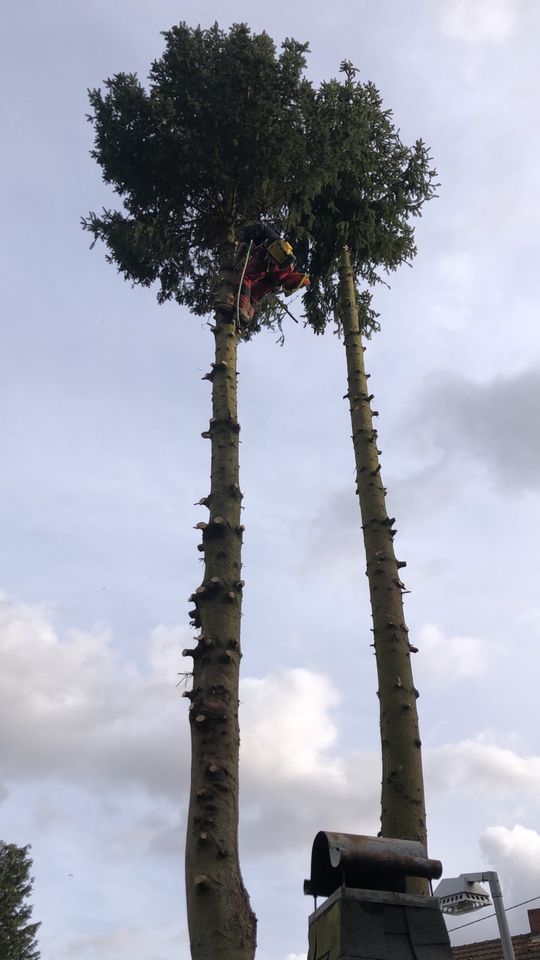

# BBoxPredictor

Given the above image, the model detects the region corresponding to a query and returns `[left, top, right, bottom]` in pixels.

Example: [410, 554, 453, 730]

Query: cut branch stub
[201, 360, 229, 382]
[183, 647, 199, 658]
[209, 415, 241, 434]
[194, 874, 210, 891]
[209, 576, 226, 589]
[199, 517, 228, 540]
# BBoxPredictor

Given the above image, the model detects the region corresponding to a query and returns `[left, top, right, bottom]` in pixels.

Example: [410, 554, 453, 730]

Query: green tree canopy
[293, 62, 438, 333]
[0, 842, 41, 960]
[83, 22, 316, 319]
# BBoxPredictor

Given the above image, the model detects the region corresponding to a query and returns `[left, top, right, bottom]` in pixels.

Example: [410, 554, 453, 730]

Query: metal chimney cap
[304, 832, 442, 898]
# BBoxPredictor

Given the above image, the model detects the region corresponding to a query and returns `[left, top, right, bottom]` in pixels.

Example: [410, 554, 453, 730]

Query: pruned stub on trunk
[184, 236, 256, 960]
[338, 246, 428, 894]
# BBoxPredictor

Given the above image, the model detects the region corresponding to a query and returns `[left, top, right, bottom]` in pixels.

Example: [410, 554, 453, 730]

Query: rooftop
[453, 933, 540, 960]
[452, 909, 540, 960]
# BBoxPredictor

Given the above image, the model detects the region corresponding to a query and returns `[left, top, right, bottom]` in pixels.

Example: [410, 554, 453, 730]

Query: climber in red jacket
[218, 223, 310, 326]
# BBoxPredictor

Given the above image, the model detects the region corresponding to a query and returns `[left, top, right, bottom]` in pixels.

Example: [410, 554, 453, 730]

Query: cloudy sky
[3, 0, 540, 957]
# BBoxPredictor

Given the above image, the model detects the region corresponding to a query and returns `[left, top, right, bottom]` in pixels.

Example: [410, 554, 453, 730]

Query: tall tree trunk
[338, 245, 428, 893]
[184, 228, 257, 959]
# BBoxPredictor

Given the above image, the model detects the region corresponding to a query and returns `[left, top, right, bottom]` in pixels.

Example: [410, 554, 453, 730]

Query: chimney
[528, 909, 540, 937]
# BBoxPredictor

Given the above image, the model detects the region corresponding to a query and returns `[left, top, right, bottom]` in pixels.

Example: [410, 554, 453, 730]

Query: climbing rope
[235, 240, 253, 332]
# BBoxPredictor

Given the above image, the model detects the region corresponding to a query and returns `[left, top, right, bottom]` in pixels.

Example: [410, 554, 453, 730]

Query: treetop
[84, 23, 437, 338]
[84, 22, 314, 317]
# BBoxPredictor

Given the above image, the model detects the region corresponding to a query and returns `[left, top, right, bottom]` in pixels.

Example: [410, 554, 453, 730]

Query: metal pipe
[464, 872, 515, 960]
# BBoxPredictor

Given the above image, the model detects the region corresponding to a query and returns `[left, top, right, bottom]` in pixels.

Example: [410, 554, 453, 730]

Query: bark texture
[338, 246, 428, 892]
[184, 229, 257, 960]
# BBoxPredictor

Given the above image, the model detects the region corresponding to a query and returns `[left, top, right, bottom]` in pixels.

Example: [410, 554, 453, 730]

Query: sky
[2, 0, 540, 957]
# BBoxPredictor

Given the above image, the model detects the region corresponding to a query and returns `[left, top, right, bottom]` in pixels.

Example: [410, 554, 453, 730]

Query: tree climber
[218, 223, 310, 326]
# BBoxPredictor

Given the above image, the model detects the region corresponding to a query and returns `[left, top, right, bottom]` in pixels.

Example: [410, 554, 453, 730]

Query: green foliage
[0, 843, 41, 960]
[84, 26, 436, 337]
[291, 65, 438, 334]
[83, 22, 315, 316]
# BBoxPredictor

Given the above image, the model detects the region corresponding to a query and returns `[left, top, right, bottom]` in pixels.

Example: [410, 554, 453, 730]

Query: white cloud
[11, 588, 540, 935]
[63, 927, 186, 960]
[479, 824, 540, 912]
[240, 669, 380, 853]
[441, 0, 521, 42]
[7, 592, 540, 867]
[241, 669, 341, 782]
[4, 597, 540, 956]
[481, 824, 540, 874]
[428, 739, 540, 795]
[417, 623, 490, 679]
[0, 592, 189, 798]
[0, 592, 380, 856]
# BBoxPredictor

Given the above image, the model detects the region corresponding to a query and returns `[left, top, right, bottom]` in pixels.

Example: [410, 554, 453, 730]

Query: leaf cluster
[83, 23, 314, 313]
[84, 23, 438, 338]
[290, 66, 439, 334]
[0, 843, 41, 960]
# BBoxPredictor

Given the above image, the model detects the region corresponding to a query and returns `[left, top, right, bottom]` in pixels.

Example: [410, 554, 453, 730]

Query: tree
[296, 64, 438, 885]
[0, 842, 41, 960]
[83, 23, 315, 960]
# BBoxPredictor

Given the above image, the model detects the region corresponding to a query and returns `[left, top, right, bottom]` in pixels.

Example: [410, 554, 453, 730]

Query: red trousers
[236, 250, 307, 322]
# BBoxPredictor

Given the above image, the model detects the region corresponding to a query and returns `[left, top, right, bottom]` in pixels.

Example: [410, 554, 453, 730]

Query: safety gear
[240, 222, 281, 247]
[230, 223, 310, 327]
[266, 238, 295, 269]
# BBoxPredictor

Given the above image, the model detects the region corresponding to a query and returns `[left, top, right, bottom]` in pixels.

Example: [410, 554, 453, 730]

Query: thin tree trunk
[184, 228, 257, 959]
[338, 245, 428, 893]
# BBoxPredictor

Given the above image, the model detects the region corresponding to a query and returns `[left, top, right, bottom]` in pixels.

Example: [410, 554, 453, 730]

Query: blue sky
[3, 1, 540, 958]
